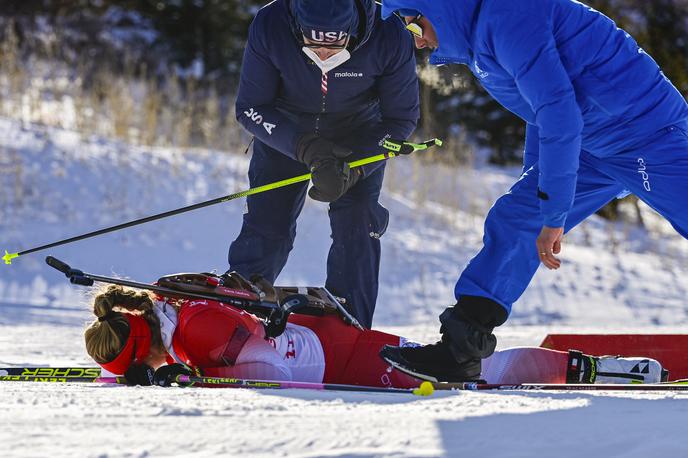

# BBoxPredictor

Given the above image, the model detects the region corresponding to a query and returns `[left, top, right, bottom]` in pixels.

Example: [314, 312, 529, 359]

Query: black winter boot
[380, 296, 507, 383]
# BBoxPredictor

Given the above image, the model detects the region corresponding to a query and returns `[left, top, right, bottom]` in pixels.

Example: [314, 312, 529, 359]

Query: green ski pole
[3, 138, 441, 265]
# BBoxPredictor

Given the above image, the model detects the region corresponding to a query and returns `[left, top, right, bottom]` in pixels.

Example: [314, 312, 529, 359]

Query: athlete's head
[84, 285, 164, 373]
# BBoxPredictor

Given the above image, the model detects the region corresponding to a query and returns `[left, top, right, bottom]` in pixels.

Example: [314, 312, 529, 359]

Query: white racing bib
[268, 323, 326, 382]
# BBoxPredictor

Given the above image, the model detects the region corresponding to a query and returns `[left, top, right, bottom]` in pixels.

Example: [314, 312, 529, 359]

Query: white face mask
[302, 47, 351, 74]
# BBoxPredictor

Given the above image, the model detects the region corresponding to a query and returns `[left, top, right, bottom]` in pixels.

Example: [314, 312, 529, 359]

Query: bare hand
[536, 226, 564, 270]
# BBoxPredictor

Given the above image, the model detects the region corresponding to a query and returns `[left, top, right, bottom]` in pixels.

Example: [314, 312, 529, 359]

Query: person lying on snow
[83, 274, 667, 387]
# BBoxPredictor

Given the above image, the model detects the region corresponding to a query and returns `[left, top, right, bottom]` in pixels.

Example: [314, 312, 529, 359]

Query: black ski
[0, 367, 101, 377]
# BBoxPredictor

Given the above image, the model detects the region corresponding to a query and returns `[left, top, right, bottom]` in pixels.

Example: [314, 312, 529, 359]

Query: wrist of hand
[124, 364, 155, 386]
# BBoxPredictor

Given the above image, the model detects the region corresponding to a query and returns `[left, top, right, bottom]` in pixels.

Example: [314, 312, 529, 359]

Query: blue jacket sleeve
[523, 123, 539, 172]
[492, 11, 583, 228]
[235, 17, 303, 159]
[340, 19, 419, 176]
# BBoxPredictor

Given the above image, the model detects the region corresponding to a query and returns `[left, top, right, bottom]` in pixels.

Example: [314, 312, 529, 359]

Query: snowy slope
[2, 118, 688, 457]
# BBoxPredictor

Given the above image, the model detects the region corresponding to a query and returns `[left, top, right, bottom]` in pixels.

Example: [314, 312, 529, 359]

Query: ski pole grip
[70, 275, 94, 287]
[45, 256, 72, 275]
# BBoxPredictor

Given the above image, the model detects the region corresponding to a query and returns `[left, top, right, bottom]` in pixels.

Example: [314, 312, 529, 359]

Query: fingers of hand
[537, 226, 564, 269]
[308, 186, 333, 202]
[309, 159, 350, 202]
[538, 250, 561, 270]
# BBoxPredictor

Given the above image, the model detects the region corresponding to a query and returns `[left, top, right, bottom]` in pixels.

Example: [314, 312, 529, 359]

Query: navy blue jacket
[383, 0, 688, 227]
[236, 0, 420, 174]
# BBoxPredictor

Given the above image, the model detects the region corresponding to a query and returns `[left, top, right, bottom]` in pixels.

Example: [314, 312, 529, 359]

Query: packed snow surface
[1, 118, 687, 457]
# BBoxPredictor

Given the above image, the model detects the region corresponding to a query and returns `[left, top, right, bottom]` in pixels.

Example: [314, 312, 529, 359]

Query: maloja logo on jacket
[333, 71, 363, 78]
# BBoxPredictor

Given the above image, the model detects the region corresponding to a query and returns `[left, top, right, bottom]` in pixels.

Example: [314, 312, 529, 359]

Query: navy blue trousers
[455, 122, 688, 316]
[228, 140, 389, 328]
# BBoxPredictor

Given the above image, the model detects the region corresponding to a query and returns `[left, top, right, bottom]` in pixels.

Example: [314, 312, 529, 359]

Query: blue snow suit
[382, 0, 688, 317]
[230, 0, 420, 328]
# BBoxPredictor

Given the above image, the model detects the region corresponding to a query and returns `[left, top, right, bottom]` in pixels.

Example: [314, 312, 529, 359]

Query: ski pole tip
[433, 138, 443, 147]
[3, 250, 18, 265]
[413, 381, 435, 397]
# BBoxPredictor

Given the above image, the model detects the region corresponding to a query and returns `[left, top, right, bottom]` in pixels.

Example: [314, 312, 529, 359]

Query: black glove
[296, 134, 361, 202]
[153, 363, 196, 387]
[124, 364, 155, 386]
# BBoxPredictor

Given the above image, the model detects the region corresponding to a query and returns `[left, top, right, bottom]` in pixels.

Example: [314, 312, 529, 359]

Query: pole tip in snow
[413, 381, 435, 396]
[3, 250, 18, 265]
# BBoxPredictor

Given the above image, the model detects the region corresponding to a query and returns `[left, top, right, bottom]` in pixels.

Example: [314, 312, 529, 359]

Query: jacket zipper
[315, 72, 328, 134]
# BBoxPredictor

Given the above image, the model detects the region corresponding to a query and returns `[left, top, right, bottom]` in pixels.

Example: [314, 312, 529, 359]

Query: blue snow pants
[228, 140, 389, 328]
[455, 122, 688, 316]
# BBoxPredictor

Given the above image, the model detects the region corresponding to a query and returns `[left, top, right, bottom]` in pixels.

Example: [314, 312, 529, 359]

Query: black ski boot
[380, 338, 481, 382]
[380, 296, 507, 383]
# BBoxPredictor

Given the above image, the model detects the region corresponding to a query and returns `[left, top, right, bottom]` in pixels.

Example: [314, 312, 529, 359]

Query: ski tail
[432, 380, 688, 391]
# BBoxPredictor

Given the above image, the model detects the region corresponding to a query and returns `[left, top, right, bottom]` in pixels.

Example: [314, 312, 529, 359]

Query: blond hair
[84, 285, 163, 364]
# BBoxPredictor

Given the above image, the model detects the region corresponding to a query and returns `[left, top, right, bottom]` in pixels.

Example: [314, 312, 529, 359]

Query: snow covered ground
[1, 118, 688, 457]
